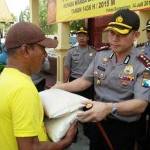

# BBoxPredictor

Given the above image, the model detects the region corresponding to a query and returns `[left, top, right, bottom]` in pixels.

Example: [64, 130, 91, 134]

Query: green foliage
[70, 20, 85, 32]
[17, 0, 57, 35]
[39, 0, 57, 34]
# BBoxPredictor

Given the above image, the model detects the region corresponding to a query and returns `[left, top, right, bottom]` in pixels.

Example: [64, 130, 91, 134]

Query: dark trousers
[136, 104, 150, 150]
[87, 119, 139, 150]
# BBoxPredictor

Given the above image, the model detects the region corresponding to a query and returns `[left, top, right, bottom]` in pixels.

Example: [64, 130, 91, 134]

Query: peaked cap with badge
[76, 27, 88, 34]
[105, 9, 140, 34]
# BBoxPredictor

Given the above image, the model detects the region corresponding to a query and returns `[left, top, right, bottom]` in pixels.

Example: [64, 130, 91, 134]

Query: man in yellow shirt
[0, 22, 77, 150]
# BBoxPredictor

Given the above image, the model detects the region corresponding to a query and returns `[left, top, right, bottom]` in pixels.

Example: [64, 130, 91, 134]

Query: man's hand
[60, 122, 78, 147]
[77, 101, 112, 122]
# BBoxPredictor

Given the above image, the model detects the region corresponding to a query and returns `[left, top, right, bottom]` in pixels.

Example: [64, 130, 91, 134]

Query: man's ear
[19, 44, 30, 57]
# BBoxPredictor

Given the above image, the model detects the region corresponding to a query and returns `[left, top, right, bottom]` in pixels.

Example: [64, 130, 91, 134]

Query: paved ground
[65, 123, 89, 150]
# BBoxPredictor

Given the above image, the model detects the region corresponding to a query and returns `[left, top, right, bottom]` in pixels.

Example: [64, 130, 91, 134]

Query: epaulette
[97, 45, 110, 52]
[69, 46, 77, 50]
[137, 54, 150, 68]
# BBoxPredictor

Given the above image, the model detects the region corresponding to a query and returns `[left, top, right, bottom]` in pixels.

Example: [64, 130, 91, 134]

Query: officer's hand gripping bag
[39, 88, 89, 142]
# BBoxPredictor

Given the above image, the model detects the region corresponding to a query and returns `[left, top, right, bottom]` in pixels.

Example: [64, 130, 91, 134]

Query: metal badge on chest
[119, 55, 134, 86]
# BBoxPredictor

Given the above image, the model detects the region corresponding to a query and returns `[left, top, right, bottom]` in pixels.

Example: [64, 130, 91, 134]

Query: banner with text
[56, 0, 150, 22]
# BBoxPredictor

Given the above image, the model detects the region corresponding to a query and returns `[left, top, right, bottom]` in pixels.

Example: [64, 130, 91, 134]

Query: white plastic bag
[39, 88, 89, 118]
[45, 111, 78, 142]
[39, 88, 89, 142]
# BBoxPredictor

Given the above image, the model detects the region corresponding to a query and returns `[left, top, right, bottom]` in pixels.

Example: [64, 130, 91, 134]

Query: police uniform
[143, 41, 150, 57]
[83, 47, 150, 150]
[141, 19, 150, 58]
[136, 20, 150, 150]
[64, 28, 96, 99]
[82, 9, 150, 150]
[136, 41, 150, 57]
[65, 45, 96, 79]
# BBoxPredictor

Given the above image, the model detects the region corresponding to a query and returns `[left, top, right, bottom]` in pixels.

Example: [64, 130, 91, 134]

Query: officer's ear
[133, 31, 140, 40]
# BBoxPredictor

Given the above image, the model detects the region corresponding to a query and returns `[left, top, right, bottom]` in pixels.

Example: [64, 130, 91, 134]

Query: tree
[39, 0, 57, 35]
[70, 20, 85, 32]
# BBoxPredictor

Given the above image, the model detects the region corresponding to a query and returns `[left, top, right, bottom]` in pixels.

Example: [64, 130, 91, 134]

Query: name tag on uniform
[97, 66, 105, 71]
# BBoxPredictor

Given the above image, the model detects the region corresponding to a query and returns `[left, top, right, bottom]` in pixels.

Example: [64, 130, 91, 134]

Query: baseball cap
[143, 19, 150, 31]
[5, 22, 58, 50]
[76, 27, 88, 34]
[105, 9, 140, 35]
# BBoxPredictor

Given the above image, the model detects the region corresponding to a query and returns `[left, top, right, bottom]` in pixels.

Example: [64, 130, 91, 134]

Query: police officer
[64, 27, 96, 145]
[136, 19, 150, 150]
[54, 9, 150, 150]
[137, 19, 150, 56]
[142, 19, 150, 57]
[64, 27, 96, 99]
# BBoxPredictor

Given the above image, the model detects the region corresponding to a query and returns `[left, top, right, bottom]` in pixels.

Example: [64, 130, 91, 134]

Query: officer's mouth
[110, 44, 120, 50]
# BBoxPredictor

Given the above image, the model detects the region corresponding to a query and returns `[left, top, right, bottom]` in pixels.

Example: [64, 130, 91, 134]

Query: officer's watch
[111, 103, 118, 115]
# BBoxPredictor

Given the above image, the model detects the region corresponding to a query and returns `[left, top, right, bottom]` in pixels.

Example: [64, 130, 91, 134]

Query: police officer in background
[54, 9, 150, 150]
[142, 19, 150, 57]
[64, 27, 96, 99]
[136, 19, 150, 56]
[64, 27, 96, 144]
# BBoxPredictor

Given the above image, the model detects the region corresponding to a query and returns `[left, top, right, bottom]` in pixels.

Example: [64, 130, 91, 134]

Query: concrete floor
[65, 123, 89, 150]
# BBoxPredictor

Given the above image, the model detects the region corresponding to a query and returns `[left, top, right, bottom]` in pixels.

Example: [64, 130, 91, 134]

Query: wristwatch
[111, 103, 118, 115]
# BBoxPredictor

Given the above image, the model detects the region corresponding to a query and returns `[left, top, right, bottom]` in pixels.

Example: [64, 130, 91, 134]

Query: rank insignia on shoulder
[137, 54, 150, 68]
[97, 44, 110, 51]
[142, 69, 150, 88]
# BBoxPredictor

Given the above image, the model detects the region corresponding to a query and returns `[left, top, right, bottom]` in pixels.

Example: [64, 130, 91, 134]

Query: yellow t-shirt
[0, 68, 48, 150]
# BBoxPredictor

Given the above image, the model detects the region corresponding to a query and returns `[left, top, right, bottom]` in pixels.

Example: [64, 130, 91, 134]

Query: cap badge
[116, 16, 123, 23]
[79, 27, 85, 32]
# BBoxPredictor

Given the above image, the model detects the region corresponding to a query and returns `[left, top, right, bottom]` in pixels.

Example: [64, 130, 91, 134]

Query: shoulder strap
[137, 54, 150, 68]
[97, 45, 110, 52]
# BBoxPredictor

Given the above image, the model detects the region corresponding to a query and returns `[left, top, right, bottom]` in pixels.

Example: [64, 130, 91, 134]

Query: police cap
[76, 27, 88, 34]
[105, 9, 140, 35]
